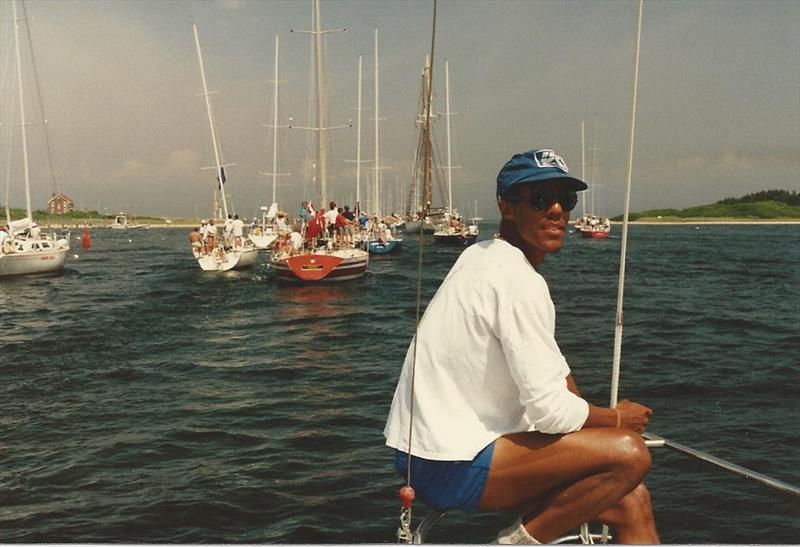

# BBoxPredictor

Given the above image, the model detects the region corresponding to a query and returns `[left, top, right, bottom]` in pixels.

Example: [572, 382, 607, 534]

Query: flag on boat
[216, 167, 226, 187]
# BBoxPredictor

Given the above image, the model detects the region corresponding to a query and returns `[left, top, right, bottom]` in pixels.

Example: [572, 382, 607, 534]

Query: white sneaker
[494, 518, 541, 544]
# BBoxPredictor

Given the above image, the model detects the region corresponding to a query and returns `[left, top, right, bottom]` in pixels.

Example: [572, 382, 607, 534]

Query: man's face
[499, 181, 573, 260]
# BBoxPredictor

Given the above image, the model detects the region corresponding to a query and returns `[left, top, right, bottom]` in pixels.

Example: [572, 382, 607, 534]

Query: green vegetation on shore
[4, 208, 195, 226]
[613, 189, 800, 221]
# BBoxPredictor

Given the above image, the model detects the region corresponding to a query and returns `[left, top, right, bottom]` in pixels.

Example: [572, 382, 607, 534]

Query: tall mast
[12, 0, 32, 222]
[421, 56, 433, 209]
[356, 55, 363, 207]
[590, 114, 599, 217]
[373, 28, 381, 217]
[443, 60, 457, 214]
[271, 34, 281, 204]
[193, 23, 229, 220]
[291, 0, 346, 208]
[261, 34, 290, 207]
[580, 120, 586, 217]
[345, 55, 369, 211]
[312, 0, 327, 205]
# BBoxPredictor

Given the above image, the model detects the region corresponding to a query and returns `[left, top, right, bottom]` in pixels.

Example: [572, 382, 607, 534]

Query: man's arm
[567, 374, 653, 433]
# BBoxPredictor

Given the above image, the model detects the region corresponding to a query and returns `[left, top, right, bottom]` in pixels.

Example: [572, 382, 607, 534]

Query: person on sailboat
[275, 212, 289, 234]
[232, 214, 245, 248]
[298, 201, 312, 224]
[324, 201, 339, 240]
[385, 148, 658, 544]
[189, 227, 203, 257]
[206, 219, 218, 252]
[305, 209, 325, 248]
[0, 226, 11, 254]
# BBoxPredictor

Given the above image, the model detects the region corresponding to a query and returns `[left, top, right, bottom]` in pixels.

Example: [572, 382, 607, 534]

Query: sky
[1, 0, 798, 220]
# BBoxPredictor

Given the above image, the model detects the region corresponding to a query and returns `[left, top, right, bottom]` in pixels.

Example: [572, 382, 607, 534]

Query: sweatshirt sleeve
[494, 272, 589, 434]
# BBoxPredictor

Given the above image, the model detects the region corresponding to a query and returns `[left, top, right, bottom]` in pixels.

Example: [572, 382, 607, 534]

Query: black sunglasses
[527, 188, 578, 212]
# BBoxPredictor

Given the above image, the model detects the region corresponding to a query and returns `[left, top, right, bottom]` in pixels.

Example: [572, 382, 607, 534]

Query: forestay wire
[610, 0, 643, 409]
[601, 2, 643, 542]
[398, 0, 437, 544]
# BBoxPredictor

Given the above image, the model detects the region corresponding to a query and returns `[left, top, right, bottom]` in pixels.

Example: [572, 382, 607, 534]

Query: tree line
[717, 189, 799, 206]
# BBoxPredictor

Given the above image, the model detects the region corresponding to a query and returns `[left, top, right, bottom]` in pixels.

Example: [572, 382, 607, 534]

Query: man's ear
[498, 198, 515, 221]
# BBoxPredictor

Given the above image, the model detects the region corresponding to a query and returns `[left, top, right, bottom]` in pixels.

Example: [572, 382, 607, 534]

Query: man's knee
[611, 430, 651, 482]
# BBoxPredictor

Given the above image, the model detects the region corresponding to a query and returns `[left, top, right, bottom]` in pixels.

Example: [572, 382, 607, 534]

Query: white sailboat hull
[249, 230, 279, 250]
[195, 245, 259, 271]
[0, 244, 69, 277]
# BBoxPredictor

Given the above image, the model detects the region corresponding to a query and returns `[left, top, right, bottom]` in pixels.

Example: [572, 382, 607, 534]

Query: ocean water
[0, 223, 798, 543]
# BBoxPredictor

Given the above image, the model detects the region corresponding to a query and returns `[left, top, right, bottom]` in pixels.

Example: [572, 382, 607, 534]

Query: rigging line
[601, 3, 643, 542]
[610, 0, 643, 409]
[21, 0, 59, 195]
[406, 0, 437, 488]
[643, 433, 800, 498]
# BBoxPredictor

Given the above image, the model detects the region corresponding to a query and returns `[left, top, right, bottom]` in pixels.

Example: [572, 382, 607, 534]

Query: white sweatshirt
[384, 238, 589, 461]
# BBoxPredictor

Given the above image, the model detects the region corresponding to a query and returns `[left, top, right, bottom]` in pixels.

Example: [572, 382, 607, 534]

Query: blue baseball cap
[496, 148, 588, 199]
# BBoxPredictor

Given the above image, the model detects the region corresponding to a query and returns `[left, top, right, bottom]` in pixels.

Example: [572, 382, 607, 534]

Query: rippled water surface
[1, 224, 798, 543]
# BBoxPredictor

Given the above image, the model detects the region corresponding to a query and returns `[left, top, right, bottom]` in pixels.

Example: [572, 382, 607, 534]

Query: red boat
[271, 248, 369, 282]
[579, 227, 610, 239]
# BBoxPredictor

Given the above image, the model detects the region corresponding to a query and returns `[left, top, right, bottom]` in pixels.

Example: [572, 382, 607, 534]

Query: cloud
[166, 148, 203, 174]
[107, 148, 202, 186]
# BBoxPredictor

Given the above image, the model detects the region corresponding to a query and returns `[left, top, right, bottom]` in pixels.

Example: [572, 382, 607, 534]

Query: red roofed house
[47, 192, 74, 215]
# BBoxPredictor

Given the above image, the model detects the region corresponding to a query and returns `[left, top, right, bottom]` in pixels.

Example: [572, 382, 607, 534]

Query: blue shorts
[394, 441, 496, 512]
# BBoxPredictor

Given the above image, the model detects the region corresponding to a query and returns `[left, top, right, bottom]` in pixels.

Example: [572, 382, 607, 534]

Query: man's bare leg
[479, 429, 658, 544]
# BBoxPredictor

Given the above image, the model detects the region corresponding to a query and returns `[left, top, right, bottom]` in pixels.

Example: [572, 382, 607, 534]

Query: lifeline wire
[406, 0, 437, 489]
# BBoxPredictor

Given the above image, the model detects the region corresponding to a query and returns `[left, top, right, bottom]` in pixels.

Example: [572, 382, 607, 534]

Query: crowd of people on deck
[0, 221, 46, 255]
[190, 199, 405, 259]
[574, 214, 611, 232]
[189, 213, 251, 258]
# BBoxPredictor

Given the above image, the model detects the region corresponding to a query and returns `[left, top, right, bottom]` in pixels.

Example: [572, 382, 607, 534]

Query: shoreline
[25, 218, 800, 229]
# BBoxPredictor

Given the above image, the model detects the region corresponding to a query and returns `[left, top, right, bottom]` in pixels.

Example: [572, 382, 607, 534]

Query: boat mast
[442, 60, 459, 215]
[261, 34, 290, 208]
[580, 120, 586, 217]
[373, 28, 381, 218]
[291, 0, 347, 208]
[356, 55, 363, 208]
[270, 35, 281, 204]
[345, 55, 370, 213]
[193, 23, 230, 220]
[12, 0, 32, 223]
[312, 0, 327, 206]
[421, 55, 434, 210]
[590, 114, 599, 217]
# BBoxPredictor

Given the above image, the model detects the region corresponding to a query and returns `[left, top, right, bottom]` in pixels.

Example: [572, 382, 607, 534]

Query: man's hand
[616, 399, 653, 433]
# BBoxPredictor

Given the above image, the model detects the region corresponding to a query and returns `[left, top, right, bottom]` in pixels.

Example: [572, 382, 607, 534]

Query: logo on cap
[533, 149, 569, 172]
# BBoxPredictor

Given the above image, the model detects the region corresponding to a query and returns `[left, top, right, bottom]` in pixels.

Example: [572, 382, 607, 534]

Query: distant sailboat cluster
[1, 0, 480, 282]
[183, 0, 477, 283]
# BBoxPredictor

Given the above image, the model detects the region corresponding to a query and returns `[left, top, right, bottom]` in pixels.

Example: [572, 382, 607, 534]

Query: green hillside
[614, 189, 800, 221]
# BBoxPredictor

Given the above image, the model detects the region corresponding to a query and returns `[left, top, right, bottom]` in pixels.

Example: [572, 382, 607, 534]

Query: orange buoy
[81, 226, 92, 250]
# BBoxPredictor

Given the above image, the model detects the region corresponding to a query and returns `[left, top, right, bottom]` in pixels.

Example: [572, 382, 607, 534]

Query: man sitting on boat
[385, 148, 658, 544]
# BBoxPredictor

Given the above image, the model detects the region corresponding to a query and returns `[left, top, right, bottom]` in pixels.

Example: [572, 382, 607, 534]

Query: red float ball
[399, 486, 415, 508]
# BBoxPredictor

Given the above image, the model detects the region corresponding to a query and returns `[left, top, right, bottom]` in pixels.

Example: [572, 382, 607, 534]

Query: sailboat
[250, 34, 288, 251]
[0, 0, 69, 278]
[432, 61, 476, 246]
[270, 0, 368, 282]
[576, 117, 611, 239]
[191, 22, 258, 272]
[404, 56, 444, 235]
[366, 28, 401, 255]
